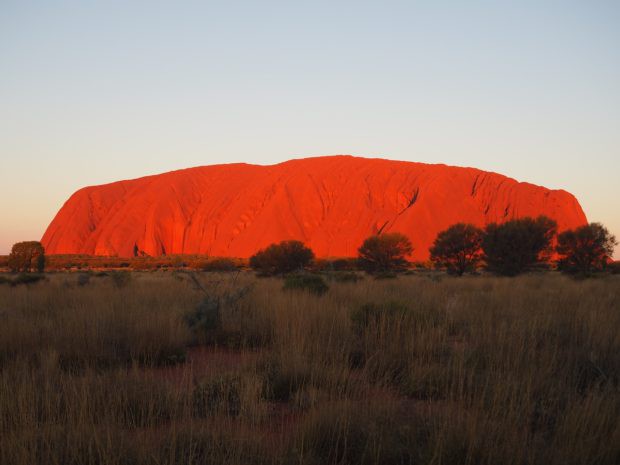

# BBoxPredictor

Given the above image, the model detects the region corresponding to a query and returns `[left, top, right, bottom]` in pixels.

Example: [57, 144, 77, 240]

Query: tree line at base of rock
[248, 217, 616, 277]
[4, 216, 617, 277]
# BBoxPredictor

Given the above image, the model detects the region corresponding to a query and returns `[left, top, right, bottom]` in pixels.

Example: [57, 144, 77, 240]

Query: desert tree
[482, 216, 557, 276]
[8, 241, 46, 273]
[556, 223, 617, 276]
[430, 223, 484, 275]
[249, 240, 314, 275]
[357, 232, 413, 273]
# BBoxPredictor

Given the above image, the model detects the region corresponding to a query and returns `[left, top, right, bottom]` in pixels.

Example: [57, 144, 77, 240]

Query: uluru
[41, 155, 587, 261]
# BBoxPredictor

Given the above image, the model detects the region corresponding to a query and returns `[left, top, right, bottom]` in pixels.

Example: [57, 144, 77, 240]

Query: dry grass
[0, 271, 618, 464]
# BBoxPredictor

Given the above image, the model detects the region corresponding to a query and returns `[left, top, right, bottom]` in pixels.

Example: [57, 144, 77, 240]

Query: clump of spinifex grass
[0, 272, 618, 465]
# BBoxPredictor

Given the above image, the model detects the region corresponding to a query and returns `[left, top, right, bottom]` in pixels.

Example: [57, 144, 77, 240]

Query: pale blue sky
[1, 1, 619, 256]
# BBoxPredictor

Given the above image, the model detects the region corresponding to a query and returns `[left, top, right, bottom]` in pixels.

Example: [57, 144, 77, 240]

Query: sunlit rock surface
[42, 155, 587, 260]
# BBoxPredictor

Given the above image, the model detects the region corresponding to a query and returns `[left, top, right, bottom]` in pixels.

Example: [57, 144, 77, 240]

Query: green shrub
[185, 296, 221, 341]
[283, 274, 329, 296]
[249, 240, 314, 275]
[7, 241, 45, 272]
[430, 223, 484, 275]
[556, 223, 617, 276]
[358, 233, 413, 273]
[482, 216, 557, 276]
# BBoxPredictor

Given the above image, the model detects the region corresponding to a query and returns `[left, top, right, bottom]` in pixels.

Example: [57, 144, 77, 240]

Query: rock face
[42, 155, 587, 261]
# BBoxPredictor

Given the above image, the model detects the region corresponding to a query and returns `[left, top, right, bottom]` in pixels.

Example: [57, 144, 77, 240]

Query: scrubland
[0, 271, 618, 465]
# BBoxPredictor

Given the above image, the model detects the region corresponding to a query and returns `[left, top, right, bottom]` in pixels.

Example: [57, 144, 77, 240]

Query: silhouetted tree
[430, 223, 484, 275]
[556, 223, 617, 276]
[482, 216, 557, 276]
[249, 240, 314, 275]
[357, 233, 413, 272]
[8, 241, 45, 273]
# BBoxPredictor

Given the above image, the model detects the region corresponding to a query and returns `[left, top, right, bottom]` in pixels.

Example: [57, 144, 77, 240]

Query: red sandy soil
[42, 155, 587, 261]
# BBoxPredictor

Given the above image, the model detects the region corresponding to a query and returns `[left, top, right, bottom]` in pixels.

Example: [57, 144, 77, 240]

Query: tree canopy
[482, 216, 557, 276]
[556, 223, 617, 275]
[8, 241, 45, 273]
[249, 240, 314, 275]
[357, 233, 413, 272]
[430, 223, 484, 275]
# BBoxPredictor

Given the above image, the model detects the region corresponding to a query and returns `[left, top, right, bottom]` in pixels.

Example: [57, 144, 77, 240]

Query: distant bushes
[8, 241, 45, 273]
[429, 217, 558, 276]
[41, 254, 244, 271]
[482, 216, 557, 276]
[430, 223, 483, 275]
[185, 295, 222, 342]
[429, 217, 617, 277]
[249, 240, 314, 275]
[11, 217, 615, 279]
[357, 233, 413, 273]
[556, 223, 617, 276]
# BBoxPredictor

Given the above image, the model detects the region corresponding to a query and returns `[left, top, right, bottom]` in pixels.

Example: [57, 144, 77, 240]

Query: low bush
[8, 241, 45, 272]
[358, 233, 413, 273]
[482, 216, 557, 276]
[556, 223, 617, 276]
[185, 296, 222, 343]
[430, 223, 484, 275]
[283, 274, 329, 296]
[249, 240, 314, 275]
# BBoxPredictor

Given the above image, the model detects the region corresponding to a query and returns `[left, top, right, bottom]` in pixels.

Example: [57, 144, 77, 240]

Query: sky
[1, 1, 619, 257]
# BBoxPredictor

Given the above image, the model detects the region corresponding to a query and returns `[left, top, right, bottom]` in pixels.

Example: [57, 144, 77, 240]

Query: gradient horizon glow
[1, 1, 619, 257]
